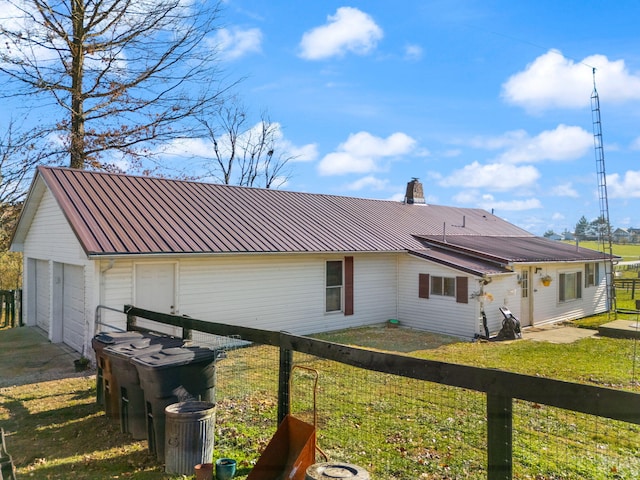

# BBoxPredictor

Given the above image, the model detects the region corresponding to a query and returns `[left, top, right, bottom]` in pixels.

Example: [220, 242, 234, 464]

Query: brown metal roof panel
[419, 235, 615, 263]
[91, 173, 165, 252]
[44, 168, 128, 254]
[133, 178, 209, 252]
[180, 182, 248, 250]
[409, 249, 511, 276]
[36, 167, 563, 257]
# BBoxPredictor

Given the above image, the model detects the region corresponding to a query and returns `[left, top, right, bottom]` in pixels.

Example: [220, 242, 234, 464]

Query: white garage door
[62, 264, 85, 353]
[35, 260, 50, 331]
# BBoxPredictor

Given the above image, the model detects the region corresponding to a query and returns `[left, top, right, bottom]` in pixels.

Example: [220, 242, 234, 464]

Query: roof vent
[405, 178, 425, 204]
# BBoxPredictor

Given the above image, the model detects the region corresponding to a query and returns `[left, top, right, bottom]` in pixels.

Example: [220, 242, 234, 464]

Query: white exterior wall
[22, 189, 95, 355]
[397, 256, 479, 339]
[100, 253, 399, 335]
[480, 273, 521, 334]
[527, 262, 608, 325]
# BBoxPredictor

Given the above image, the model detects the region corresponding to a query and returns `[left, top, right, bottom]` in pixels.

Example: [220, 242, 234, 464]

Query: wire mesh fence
[205, 339, 640, 479]
[120, 306, 640, 479]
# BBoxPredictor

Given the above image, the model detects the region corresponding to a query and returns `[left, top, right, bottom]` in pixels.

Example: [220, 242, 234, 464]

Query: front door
[519, 267, 533, 327]
[135, 263, 177, 335]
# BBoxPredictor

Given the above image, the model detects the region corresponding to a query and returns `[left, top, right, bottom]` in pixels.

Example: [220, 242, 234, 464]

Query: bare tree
[0, 119, 55, 205]
[0, 0, 230, 170]
[201, 101, 294, 188]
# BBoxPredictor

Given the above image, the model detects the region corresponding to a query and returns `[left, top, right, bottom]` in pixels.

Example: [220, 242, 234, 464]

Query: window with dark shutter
[456, 276, 468, 304]
[419, 274, 430, 298]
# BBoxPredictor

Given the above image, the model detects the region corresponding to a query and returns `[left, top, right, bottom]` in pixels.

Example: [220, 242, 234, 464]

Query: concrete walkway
[0, 326, 94, 388]
[522, 323, 598, 344]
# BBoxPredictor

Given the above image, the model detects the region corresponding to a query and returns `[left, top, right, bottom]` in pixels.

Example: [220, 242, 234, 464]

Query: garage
[61, 264, 85, 353]
[35, 259, 50, 332]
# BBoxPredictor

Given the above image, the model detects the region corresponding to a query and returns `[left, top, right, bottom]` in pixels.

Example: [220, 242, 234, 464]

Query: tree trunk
[70, 0, 86, 169]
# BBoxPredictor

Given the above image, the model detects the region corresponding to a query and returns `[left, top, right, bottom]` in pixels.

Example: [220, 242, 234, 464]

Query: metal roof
[12, 167, 608, 272]
[417, 235, 615, 263]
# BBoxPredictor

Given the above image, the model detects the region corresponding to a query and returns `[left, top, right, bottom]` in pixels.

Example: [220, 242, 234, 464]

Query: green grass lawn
[2, 324, 640, 479]
[564, 240, 640, 262]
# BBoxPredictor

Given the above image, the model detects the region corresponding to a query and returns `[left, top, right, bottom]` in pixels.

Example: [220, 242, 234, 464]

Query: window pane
[431, 276, 443, 295]
[586, 264, 594, 287]
[564, 273, 577, 300]
[521, 271, 529, 298]
[444, 277, 456, 297]
[326, 261, 342, 287]
[326, 286, 341, 312]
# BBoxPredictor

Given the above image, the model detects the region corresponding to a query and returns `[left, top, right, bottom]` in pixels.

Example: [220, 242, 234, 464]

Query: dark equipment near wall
[478, 307, 522, 341]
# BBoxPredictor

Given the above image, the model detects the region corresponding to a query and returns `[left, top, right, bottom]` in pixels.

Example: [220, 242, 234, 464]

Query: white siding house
[11, 167, 614, 356]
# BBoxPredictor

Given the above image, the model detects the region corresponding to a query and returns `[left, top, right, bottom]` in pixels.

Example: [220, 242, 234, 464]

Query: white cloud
[440, 162, 539, 191]
[470, 125, 591, 163]
[478, 195, 543, 212]
[161, 137, 213, 157]
[468, 130, 528, 150]
[158, 122, 316, 165]
[213, 27, 262, 60]
[345, 176, 389, 191]
[453, 191, 541, 211]
[552, 212, 565, 221]
[499, 125, 592, 163]
[550, 183, 579, 198]
[299, 7, 383, 60]
[502, 50, 640, 111]
[607, 170, 640, 198]
[452, 190, 479, 204]
[404, 44, 423, 61]
[288, 142, 319, 162]
[630, 137, 640, 151]
[318, 131, 416, 175]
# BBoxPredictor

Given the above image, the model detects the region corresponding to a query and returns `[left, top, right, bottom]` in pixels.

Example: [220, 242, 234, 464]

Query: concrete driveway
[0, 326, 93, 388]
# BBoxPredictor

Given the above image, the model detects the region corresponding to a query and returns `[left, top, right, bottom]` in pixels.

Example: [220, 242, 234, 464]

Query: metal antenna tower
[590, 68, 616, 315]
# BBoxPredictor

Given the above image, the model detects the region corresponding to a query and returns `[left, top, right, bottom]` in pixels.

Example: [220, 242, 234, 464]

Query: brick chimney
[405, 178, 425, 204]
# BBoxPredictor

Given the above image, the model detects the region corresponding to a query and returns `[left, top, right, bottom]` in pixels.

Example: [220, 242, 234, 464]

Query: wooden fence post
[8, 291, 15, 328]
[125, 305, 137, 331]
[277, 346, 293, 425]
[487, 393, 513, 480]
[0, 292, 5, 329]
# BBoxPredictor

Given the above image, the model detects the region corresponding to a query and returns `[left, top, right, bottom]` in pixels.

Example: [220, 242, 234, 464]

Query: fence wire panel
[292, 352, 488, 479]
[210, 342, 281, 473]
[513, 400, 640, 480]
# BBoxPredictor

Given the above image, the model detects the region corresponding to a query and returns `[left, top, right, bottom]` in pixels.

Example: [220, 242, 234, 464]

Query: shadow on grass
[1, 388, 165, 479]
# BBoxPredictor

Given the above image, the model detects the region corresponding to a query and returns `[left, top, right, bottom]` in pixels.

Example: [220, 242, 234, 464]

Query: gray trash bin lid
[131, 346, 220, 370]
[93, 331, 147, 346]
[104, 336, 184, 360]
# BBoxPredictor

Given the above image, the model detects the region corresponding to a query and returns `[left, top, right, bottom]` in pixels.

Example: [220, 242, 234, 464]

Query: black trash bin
[103, 335, 184, 439]
[132, 346, 223, 462]
[91, 331, 150, 418]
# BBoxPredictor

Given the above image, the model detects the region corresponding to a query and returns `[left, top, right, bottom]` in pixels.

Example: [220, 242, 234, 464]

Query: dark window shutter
[419, 274, 430, 299]
[595, 263, 600, 283]
[344, 256, 354, 315]
[559, 273, 566, 301]
[456, 277, 468, 304]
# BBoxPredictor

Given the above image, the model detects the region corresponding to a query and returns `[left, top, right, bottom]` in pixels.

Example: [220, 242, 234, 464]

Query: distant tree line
[544, 216, 639, 244]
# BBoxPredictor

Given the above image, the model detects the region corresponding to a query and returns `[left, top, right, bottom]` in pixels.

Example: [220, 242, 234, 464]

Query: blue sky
[3, 1, 640, 236]
[195, 0, 640, 236]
